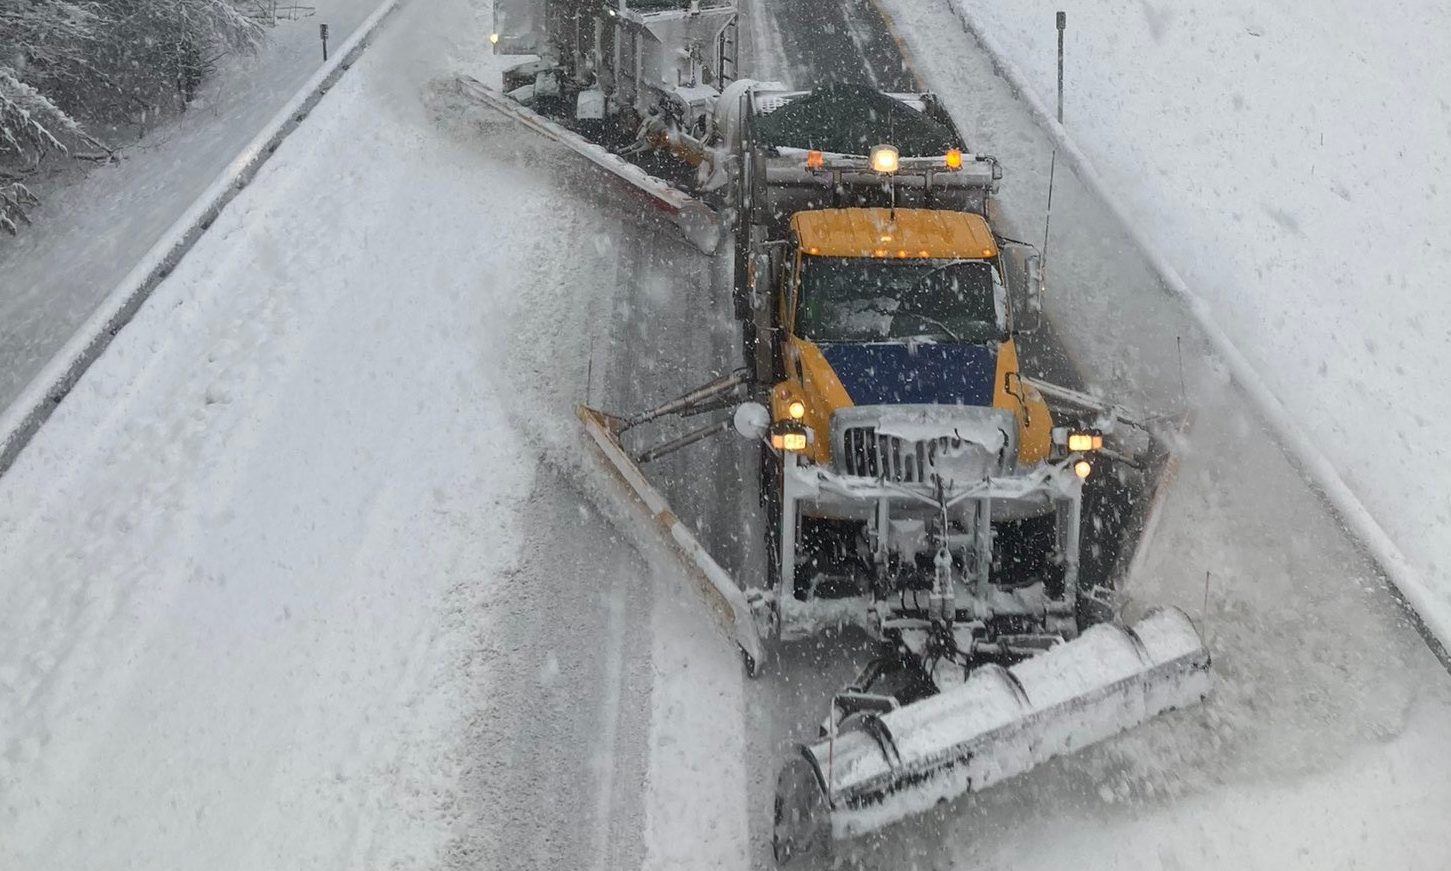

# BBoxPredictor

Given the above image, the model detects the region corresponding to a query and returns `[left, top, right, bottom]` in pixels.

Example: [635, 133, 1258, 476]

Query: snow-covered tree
[85, 0, 266, 113]
[2, 179, 38, 233]
[0, 0, 98, 162]
[1, 0, 266, 230]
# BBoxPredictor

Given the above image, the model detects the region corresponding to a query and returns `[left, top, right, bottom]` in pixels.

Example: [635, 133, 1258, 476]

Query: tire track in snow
[590, 569, 631, 871]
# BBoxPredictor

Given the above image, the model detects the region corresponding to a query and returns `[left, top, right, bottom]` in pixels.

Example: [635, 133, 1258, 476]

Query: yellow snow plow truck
[470, 0, 1211, 858]
[577, 84, 1210, 863]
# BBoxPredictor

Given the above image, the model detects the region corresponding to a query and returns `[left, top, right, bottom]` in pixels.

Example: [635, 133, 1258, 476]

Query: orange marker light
[945, 148, 963, 169]
[806, 150, 825, 169]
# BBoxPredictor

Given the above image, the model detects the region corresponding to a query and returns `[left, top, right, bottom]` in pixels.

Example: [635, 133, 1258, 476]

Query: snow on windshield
[796, 257, 1003, 343]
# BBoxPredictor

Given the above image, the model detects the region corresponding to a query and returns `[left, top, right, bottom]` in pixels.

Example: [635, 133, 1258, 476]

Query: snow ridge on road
[0, 0, 402, 480]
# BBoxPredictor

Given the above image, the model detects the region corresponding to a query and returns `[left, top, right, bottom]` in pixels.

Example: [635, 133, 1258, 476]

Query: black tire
[741, 645, 764, 679]
[773, 755, 828, 865]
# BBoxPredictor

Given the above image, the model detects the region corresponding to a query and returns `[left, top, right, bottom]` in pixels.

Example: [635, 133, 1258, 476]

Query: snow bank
[944, 0, 1451, 644]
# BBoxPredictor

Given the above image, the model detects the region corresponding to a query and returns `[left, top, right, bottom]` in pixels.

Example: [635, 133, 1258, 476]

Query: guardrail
[0, 0, 404, 478]
[942, 5, 1451, 661]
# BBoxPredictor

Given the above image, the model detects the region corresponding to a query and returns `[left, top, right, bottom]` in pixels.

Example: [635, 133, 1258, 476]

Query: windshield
[796, 257, 1002, 343]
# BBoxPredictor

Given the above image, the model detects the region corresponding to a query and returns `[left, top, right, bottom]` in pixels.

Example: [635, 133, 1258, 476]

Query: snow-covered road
[2, 0, 1450, 866]
[0, 1, 748, 867]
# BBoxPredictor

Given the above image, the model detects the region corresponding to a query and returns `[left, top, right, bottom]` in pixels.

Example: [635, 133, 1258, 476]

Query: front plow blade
[578, 405, 766, 675]
[455, 76, 721, 254]
[773, 608, 1210, 861]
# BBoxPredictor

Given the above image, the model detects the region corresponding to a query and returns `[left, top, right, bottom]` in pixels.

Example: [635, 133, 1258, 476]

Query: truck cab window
[796, 257, 1001, 344]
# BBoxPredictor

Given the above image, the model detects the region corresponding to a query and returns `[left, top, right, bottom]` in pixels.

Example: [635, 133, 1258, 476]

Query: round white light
[870, 144, 899, 174]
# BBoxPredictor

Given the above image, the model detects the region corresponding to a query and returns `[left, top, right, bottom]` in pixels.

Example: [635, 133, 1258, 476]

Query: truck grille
[840, 427, 959, 483]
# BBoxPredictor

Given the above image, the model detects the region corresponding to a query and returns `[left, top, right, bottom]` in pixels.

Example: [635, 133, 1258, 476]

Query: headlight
[870, 144, 899, 174]
[787, 399, 806, 420]
[770, 421, 809, 452]
[1054, 427, 1104, 453]
[1073, 459, 1092, 479]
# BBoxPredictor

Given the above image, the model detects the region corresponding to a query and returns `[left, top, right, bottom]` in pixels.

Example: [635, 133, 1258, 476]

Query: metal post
[1044, 12, 1066, 263]
[975, 496, 992, 610]
[633, 418, 733, 464]
[1056, 11, 1066, 124]
[320, 23, 329, 61]
[780, 454, 799, 603]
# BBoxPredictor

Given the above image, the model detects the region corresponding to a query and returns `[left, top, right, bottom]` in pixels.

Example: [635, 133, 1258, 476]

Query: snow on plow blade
[577, 405, 766, 674]
[773, 608, 1211, 861]
[454, 77, 721, 254]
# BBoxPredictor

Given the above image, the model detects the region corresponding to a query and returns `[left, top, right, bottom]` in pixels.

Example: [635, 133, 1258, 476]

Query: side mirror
[1018, 251, 1045, 335]
[733, 401, 770, 441]
[1023, 253, 1044, 313]
[997, 240, 1045, 335]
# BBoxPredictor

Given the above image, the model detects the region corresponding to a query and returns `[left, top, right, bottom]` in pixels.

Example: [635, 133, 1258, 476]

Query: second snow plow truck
[470, 0, 1211, 861]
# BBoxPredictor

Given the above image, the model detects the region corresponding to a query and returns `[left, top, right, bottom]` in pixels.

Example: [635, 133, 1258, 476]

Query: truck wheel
[773, 755, 829, 864]
[741, 646, 764, 678]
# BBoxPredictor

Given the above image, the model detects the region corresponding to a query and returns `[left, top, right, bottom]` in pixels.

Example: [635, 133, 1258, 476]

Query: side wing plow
[454, 76, 722, 254]
[577, 403, 766, 675]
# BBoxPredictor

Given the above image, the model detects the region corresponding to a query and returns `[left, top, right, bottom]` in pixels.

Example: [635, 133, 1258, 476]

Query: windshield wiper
[847, 299, 962, 342]
[900, 259, 973, 296]
[896, 312, 961, 342]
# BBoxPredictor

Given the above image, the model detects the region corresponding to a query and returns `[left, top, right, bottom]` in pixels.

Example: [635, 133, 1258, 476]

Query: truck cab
[767, 206, 1053, 470]
[721, 86, 1106, 651]
[759, 203, 1096, 647]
